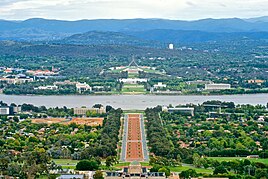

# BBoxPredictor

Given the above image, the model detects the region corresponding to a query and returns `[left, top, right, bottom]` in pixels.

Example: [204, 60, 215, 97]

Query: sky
[0, 0, 267, 20]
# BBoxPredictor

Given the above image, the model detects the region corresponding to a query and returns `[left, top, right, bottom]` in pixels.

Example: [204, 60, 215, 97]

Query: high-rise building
[168, 43, 174, 50]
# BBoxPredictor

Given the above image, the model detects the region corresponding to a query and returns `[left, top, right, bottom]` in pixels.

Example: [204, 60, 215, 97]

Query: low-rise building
[162, 106, 195, 116]
[56, 174, 84, 179]
[153, 82, 167, 89]
[0, 105, 21, 115]
[186, 80, 212, 85]
[106, 161, 165, 179]
[34, 85, 58, 90]
[27, 69, 58, 76]
[205, 83, 231, 90]
[12, 106, 21, 114]
[119, 78, 147, 84]
[0, 76, 34, 84]
[76, 82, 92, 93]
[74, 107, 105, 115]
[247, 79, 265, 85]
[0, 106, 10, 115]
[54, 80, 77, 85]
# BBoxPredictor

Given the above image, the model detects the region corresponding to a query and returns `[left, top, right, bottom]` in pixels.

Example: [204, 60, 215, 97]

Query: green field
[114, 162, 131, 167]
[208, 157, 268, 165]
[128, 73, 139, 78]
[122, 84, 145, 93]
[53, 159, 79, 169]
[169, 165, 213, 173]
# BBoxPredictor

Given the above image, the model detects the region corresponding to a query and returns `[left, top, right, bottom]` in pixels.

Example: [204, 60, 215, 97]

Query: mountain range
[1, 17, 268, 44]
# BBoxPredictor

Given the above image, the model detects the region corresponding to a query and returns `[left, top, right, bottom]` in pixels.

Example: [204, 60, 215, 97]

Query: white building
[119, 78, 148, 84]
[34, 85, 58, 90]
[153, 82, 167, 89]
[168, 44, 174, 50]
[76, 82, 92, 93]
[0, 106, 10, 115]
[0, 77, 34, 84]
[74, 107, 105, 115]
[162, 106, 195, 116]
[205, 83, 231, 90]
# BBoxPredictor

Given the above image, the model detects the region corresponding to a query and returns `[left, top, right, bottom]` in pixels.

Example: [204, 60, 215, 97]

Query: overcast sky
[0, 0, 267, 20]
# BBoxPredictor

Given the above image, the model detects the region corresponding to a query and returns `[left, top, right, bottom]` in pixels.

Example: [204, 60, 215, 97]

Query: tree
[213, 165, 228, 175]
[179, 169, 198, 179]
[105, 105, 113, 113]
[255, 168, 268, 179]
[76, 159, 99, 171]
[244, 159, 251, 166]
[158, 167, 171, 177]
[7, 163, 24, 178]
[150, 164, 162, 172]
[93, 104, 103, 109]
[105, 156, 114, 167]
[192, 153, 202, 168]
[93, 170, 104, 179]
[22, 148, 51, 179]
[13, 116, 19, 122]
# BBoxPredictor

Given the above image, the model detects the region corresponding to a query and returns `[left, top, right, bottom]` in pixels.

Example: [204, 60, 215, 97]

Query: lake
[1, 94, 268, 110]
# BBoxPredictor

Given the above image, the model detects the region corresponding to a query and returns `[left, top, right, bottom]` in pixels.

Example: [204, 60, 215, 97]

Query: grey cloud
[0, 0, 268, 20]
[186, 1, 195, 7]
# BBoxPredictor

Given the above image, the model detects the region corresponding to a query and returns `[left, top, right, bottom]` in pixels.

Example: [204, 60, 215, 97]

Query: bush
[76, 159, 99, 171]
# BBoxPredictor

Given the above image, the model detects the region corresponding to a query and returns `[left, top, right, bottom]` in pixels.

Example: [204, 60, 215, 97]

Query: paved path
[120, 113, 149, 162]
[140, 114, 149, 161]
[120, 114, 128, 161]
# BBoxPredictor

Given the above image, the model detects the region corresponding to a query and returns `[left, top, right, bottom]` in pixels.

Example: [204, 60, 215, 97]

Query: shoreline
[1, 92, 268, 97]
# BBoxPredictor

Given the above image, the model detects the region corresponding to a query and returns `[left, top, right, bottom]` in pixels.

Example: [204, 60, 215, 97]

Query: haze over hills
[245, 16, 268, 22]
[1, 17, 268, 44]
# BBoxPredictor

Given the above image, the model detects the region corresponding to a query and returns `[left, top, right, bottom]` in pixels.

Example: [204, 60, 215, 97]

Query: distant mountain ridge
[245, 16, 268, 22]
[1, 18, 268, 33]
[57, 30, 268, 46]
[1, 17, 268, 43]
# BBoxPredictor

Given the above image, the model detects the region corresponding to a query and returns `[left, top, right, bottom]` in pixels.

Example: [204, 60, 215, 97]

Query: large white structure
[162, 106, 195, 116]
[168, 44, 174, 50]
[74, 107, 105, 115]
[0, 106, 10, 115]
[205, 83, 231, 90]
[76, 82, 92, 93]
[119, 78, 148, 84]
[34, 85, 58, 90]
[153, 82, 167, 89]
[0, 76, 34, 84]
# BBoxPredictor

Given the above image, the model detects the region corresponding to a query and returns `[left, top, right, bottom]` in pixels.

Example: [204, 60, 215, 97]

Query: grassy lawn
[37, 174, 60, 179]
[169, 165, 213, 173]
[100, 165, 121, 171]
[53, 159, 79, 165]
[122, 84, 145, 93]
[140, 162, 150, 166]
[127, 73, 139, 78]
[114, 162, 149, 167]
[208, 157, 268, 165]
[114, 162, 130, 167]
[142, 68, 164, 75]
[123, 110, 145, 113]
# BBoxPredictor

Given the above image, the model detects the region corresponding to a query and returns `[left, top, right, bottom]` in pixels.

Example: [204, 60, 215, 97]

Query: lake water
[1, 94, 268, 110]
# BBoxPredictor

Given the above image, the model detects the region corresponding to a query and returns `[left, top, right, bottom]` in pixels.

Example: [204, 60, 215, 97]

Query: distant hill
[0, 28, 70, 41]
[245, 16, 268, 22]
[59, 31, 161, 47]
[1, 18, 268, 41]
[55, 30, 268, 46]
[0, 41, 179, 57]
[124, 30, 268, 43]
